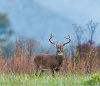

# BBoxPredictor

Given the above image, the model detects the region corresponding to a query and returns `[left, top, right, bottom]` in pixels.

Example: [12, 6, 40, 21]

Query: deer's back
[34, 54, 58, 69]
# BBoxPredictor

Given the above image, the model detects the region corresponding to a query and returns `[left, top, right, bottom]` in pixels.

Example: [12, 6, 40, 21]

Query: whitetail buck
[34, 33, 71, 76]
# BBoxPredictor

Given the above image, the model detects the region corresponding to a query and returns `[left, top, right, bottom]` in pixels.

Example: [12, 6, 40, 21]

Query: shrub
[83, 74, 100, 86]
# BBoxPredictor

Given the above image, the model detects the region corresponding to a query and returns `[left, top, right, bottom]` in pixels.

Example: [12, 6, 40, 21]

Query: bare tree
[86, 20, 98, 73]
[87, 20, 98, 46]
[73, 24, 84, 45]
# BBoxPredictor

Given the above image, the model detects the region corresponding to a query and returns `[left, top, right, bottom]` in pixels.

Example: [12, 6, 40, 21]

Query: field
[0, 73, 100, 86]
[0, 35, 100, 86]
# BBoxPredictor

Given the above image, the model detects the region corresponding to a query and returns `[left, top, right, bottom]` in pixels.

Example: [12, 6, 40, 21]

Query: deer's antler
[49, 33, 55, 45]
[62, 35, 71, 46]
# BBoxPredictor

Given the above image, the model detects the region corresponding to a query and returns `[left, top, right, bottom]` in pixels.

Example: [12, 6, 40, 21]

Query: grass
[0, 73, 100, 86]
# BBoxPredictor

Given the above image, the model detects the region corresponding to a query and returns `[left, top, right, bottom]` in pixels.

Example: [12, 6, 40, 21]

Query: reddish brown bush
[0, 38, 100, 74]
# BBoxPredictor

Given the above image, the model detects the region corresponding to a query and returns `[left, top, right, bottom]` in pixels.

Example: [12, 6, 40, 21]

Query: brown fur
[34, 51, 64, 76]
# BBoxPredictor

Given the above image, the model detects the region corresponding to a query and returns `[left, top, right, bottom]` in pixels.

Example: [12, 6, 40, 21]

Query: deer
[34, 33, 71, 76]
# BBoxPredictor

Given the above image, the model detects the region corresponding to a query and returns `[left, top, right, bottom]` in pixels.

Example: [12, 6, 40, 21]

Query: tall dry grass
[0, 38, 100, 74]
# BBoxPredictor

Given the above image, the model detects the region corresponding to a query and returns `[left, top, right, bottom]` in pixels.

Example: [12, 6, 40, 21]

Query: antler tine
[63, 34, 71, 46]
[64, 34, 70, 39]
[49, 33, 55, 45]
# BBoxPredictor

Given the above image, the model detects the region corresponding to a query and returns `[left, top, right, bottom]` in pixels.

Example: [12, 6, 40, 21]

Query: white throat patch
[58, 52, 63, 55]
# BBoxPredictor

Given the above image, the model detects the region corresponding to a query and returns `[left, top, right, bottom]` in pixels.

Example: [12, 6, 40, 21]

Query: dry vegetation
[0, 37, 100, 75]
[0, 20, 99, 75]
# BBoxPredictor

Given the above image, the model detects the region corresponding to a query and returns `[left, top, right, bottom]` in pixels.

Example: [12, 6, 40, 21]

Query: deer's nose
[57, 50, 60, 52]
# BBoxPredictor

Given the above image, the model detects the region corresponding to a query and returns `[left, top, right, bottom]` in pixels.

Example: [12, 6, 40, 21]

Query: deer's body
[34, 34, 71, 76]
[34, 53, 64, 73]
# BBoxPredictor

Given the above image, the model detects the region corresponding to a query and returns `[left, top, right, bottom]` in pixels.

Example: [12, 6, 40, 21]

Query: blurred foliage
[0, 13, 14, 58]
[0, 13, 13, 43]
[83, 74, 100, 86]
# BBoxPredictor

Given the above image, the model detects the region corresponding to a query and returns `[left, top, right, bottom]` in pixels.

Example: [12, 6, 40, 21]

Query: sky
[36, 0, 100, 22]
[0, 0, 100, 47]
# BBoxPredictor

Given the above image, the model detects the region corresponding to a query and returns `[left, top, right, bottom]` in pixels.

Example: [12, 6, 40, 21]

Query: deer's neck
[56, 52, 64, 65]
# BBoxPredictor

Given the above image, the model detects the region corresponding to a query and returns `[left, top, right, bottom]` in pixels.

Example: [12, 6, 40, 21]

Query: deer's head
[49, 33, 71, 55]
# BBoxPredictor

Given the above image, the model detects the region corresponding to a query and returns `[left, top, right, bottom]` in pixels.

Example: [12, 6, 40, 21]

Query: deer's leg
[54, 67, 60, 75]
[56, 71, 59, 75]
[51, 69, 54, 76]
[35, 65, 39, 76]
[35, 68, 38, 76]
[39, 70, 44, 76]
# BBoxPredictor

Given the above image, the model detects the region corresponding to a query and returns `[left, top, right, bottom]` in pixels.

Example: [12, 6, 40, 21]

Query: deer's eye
[58, 46, 61, 49]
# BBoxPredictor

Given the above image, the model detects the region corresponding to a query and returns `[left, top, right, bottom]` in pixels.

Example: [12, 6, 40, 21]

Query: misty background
[0, 0, 100, 56]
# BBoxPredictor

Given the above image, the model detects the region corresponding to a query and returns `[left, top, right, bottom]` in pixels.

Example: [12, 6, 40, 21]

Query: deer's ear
[53, 44, 57, 47]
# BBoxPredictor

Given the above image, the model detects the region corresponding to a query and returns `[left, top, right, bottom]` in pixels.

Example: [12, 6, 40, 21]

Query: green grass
[0, 73, 100, 86]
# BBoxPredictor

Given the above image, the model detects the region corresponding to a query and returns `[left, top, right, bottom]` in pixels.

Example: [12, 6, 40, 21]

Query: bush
[83, 74, 100, 86]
